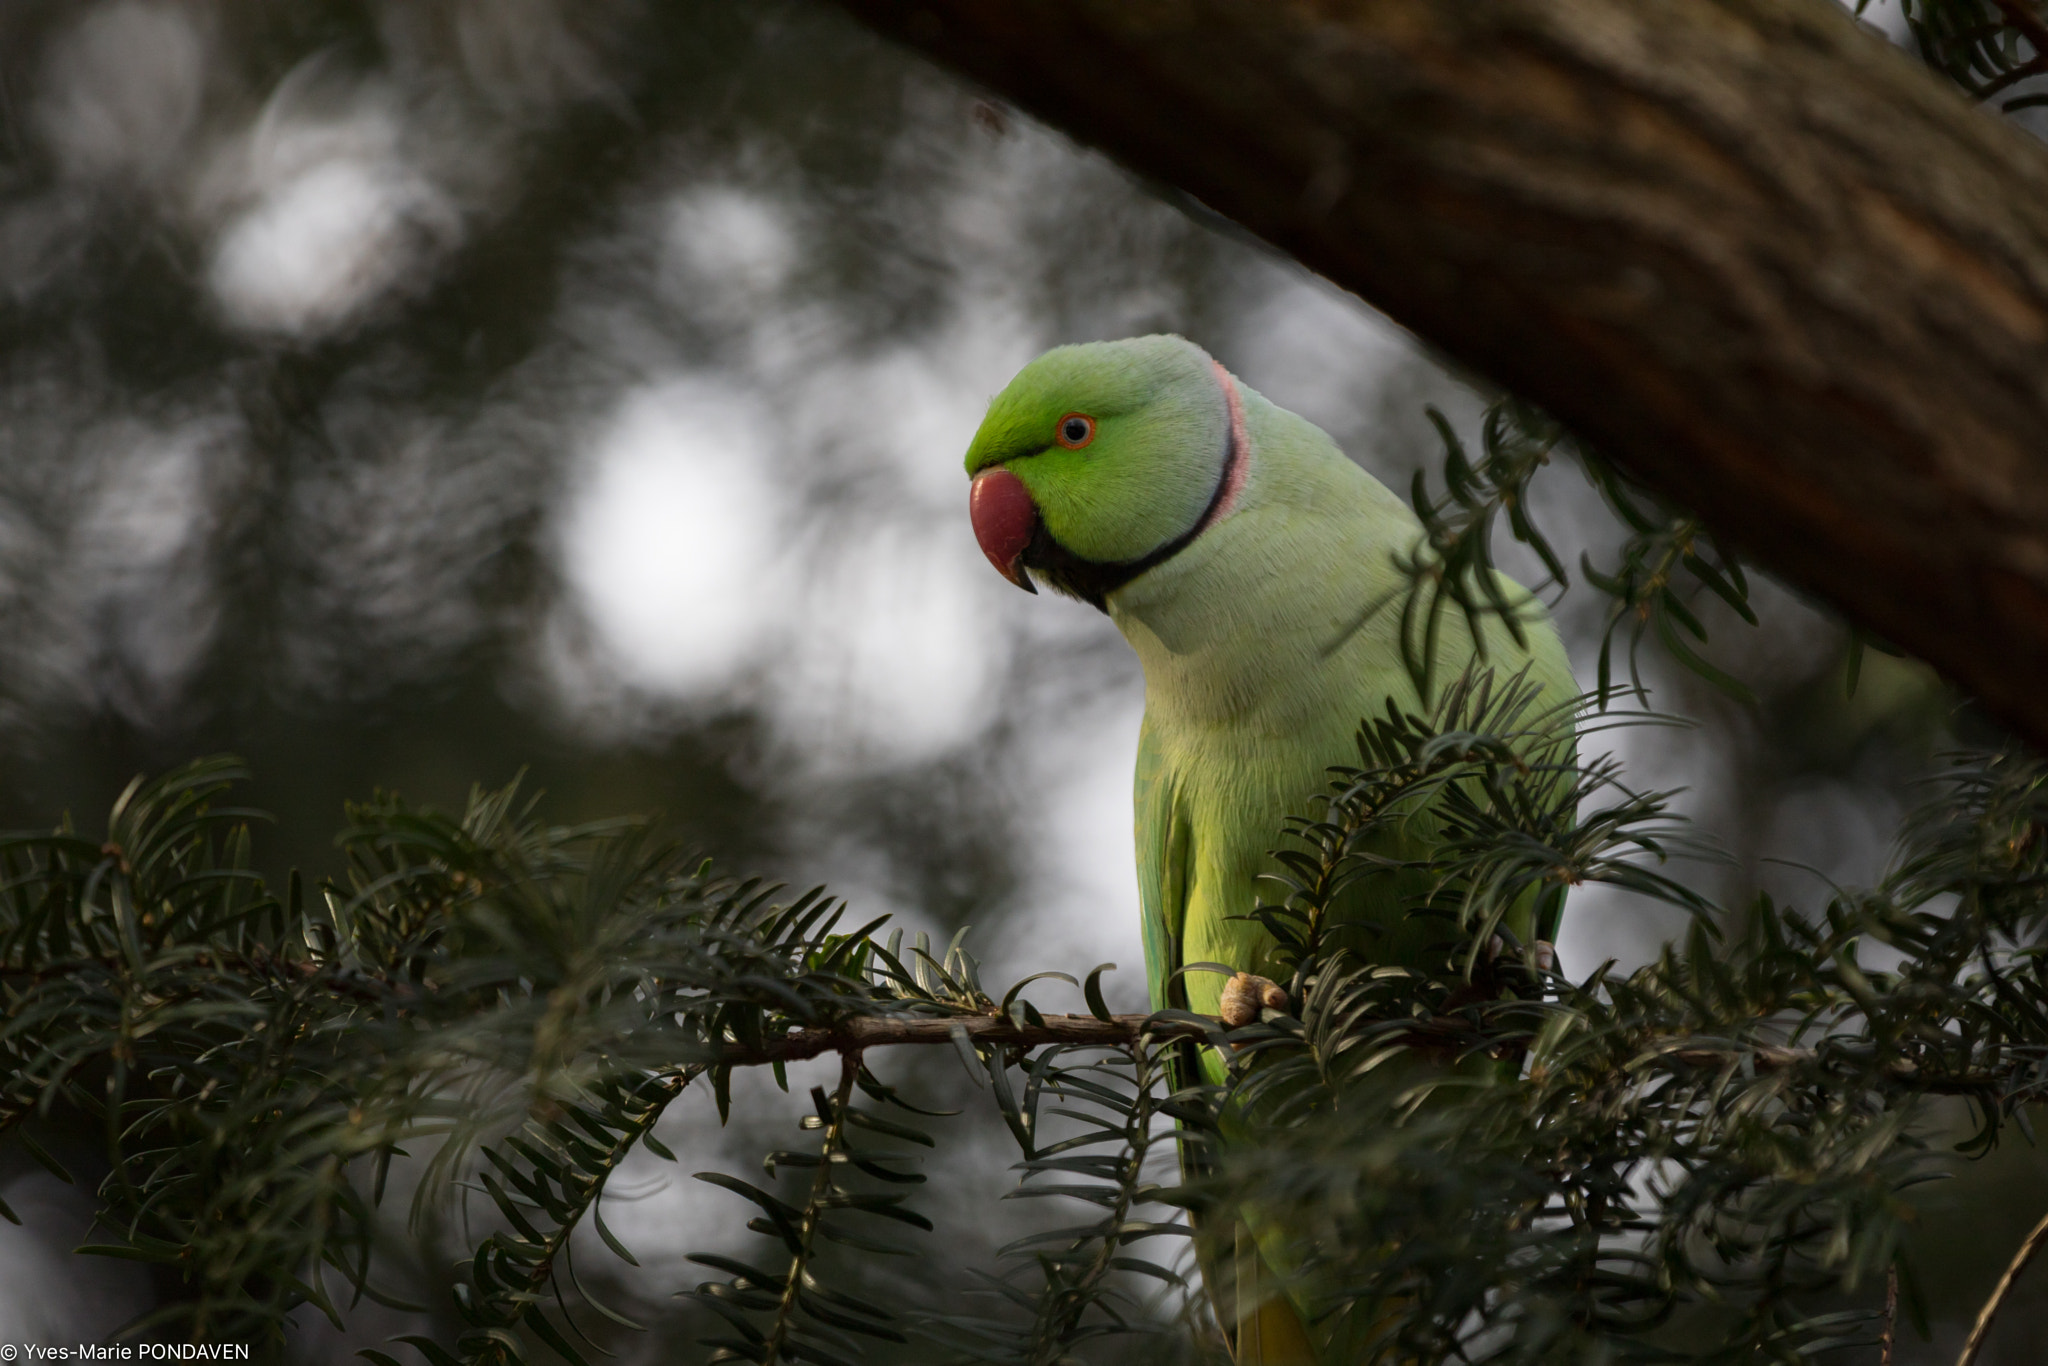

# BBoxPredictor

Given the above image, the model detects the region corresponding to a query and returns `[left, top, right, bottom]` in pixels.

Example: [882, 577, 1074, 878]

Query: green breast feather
[1116, 390, 1575, 1024]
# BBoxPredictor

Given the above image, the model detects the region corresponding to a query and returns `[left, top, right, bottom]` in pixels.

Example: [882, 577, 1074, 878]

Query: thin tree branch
[1978, 3, 2048, 103]
[715, 1010, 2018, 1097]
[1958, 1204, 2048, 1366]
[1991, 0, 2048, 60]
[1664, 1043, 2004, 1093]
[1883, 1264, 1899, 1366]
[722, 1012, 1208, 1064]
[761, 1051, 860, 1366]
[1972, 55, 2048, 102]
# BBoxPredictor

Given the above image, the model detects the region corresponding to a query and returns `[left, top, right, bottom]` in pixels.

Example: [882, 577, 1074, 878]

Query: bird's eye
[1055, 414, 1096, 449]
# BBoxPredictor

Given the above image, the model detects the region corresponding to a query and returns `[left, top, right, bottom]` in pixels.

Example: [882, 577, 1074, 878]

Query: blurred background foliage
[0, 0, 2032, 1360]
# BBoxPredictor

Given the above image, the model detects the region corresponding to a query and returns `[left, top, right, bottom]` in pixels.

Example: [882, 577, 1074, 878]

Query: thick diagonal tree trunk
[834, 0, 2048, 748]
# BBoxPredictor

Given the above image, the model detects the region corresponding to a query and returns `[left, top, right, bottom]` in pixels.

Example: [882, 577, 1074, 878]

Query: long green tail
[1224, 1224, 1319, 1364]
[1174, 1033, 1321, 1364]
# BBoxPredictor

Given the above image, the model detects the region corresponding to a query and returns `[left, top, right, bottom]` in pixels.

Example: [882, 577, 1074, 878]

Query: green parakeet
[962, 335, 1575, 1363]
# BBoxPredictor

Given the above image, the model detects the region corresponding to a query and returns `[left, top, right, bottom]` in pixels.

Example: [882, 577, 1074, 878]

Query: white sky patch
[0, 1172, 151, 1339]
[547, 286, 1049, 772]
[740, 312, 1043, 769]
[211, 155, 456, 336]
[79, 435, 206, 568]
[656, 181, 848, 381]
[1555, 712, 1724, 979]
[35, 0, 207, 188]
[802, 320, 1039, 516]
[560, 378, 785, 699]
[62, 419, 229, 714]
[770, 519, 1008, 770]
[203, 74, 460, 337]
[1845, 0, 1912, 44]
[663, 185, 800, 306]
[1229, 269, 1415, 426]
[990, 692, 1150, 1014]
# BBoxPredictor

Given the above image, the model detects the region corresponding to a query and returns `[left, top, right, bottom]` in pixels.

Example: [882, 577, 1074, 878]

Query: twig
[1883, 1264, 1898, 1366]
[722, 1012, 2022, 1100]
[1664, 1042, 2003, 1094]
[721, 1011, 1208, 1064]
[1958, 1204, 2048, 1366]
[1975, 0, 2048, 102]
[1973, 54, 2048, 102]
[761, 1051, 860, 1366]
[1991, 0, 2048, 60]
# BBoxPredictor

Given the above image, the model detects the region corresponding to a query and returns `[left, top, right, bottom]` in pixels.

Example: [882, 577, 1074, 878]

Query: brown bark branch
[717, 1011, 2017, 1098]
[1883, 1264, 1899, 1366]
[721, 1011, 1208, 1064]
[830, 0, 2048, 752]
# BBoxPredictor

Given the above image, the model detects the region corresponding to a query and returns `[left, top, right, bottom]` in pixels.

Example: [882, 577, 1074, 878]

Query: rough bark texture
[833, 0, 2048, 747]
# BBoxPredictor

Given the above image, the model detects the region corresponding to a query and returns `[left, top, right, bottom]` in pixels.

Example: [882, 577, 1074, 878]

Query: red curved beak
[969, 467, 1039, 593]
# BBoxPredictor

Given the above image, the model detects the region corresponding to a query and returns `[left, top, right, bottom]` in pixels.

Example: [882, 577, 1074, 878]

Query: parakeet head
[963, 334, 1247, 610]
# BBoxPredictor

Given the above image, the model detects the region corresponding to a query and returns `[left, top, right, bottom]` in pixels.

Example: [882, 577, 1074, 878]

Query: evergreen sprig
[1577, 461, 1758, 708]
[1884, 0, 2048, 112]
[0, 757, 387, 1340]
[377, 1070, 694, 1366]
[1397, 400, 1761, 709]
[683, 1054, 934, 1366]
[0, 763, 970, 1352]
[1395, 401, 1570, 698]
[924, 1027, 1207, 1365]
[6, 710, 2048, 1361]
[1192, 708, 2048, 1362]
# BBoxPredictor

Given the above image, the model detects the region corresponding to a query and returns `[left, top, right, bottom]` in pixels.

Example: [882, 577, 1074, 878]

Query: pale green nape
[963, 335, 1229, 565]
[1113, 368, 1577, 1023]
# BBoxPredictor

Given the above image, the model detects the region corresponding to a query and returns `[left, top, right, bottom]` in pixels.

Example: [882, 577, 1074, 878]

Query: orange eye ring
[1054, 413, 1097, 449]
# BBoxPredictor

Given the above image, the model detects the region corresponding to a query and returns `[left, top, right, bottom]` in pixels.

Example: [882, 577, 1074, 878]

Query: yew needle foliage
[3, 689, 2048, 1362]
[8, 392, 2048, 1364]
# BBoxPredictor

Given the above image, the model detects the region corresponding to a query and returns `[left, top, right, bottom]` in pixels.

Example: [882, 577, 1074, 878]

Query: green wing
[1140, 720, 1316, 1360]
[1133, 718, 1191, 1015]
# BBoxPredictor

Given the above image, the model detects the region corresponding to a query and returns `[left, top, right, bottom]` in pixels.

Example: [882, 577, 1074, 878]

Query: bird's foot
[1220, 971, 1288, 1027]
